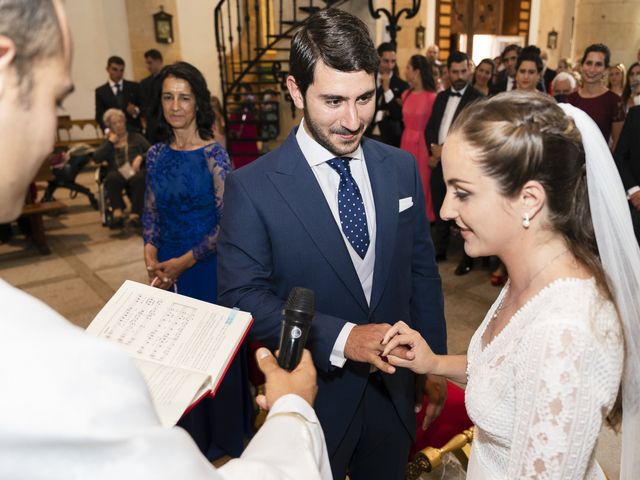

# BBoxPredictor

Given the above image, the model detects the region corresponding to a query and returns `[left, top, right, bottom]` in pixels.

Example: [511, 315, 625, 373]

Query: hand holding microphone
[277, 287, 314, 371]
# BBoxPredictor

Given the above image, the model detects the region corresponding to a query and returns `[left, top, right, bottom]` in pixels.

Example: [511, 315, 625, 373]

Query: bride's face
[440, 133, 520, 258]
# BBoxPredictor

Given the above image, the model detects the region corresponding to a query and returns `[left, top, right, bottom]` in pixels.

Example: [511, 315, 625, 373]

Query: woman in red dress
[400, 55, 438, 221]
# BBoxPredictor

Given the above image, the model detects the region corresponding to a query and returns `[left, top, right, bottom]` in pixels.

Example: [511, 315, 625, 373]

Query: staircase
[214, 0, 346, 167]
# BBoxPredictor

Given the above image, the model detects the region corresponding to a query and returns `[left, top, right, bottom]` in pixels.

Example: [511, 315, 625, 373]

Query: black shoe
[109, 217, 124, 229]
[454, 258, 474, 276]
[129, 216, 142, 229]
[435, 253, 447, 263]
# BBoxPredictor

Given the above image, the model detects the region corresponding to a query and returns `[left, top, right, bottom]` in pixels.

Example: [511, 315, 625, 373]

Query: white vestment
[0, 279, 331, 480]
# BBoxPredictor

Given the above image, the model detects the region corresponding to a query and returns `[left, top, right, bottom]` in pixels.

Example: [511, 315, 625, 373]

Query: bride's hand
[381, 321, 437, 374]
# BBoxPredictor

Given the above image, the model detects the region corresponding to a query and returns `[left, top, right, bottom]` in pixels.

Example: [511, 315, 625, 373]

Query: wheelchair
[95, 162, 145, 230]
[94, 162, 114, 227]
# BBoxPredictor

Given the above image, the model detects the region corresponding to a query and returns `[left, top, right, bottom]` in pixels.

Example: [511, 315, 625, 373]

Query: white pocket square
[399, 197, 413, 212]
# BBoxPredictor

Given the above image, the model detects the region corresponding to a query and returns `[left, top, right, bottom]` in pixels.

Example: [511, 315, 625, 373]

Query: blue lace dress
[142, 142, 251, 460]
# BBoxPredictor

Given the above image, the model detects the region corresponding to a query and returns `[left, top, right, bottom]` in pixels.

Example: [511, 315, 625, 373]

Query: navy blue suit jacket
[217, 129, 447, 455]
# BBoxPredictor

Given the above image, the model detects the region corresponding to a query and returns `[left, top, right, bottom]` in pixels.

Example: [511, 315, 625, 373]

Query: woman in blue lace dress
[142, 62, 251, 461]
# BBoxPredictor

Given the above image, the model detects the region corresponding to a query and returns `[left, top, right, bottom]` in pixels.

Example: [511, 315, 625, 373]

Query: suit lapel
[363, 139, 398, 312]
[267, 132, 369, 313]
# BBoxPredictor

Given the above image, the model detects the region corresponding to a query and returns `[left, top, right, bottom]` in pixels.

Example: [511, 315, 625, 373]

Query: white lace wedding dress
[465, 278, 623, 479]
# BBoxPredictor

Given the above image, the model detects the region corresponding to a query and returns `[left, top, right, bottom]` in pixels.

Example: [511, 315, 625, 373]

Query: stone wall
[572, 0, 640, 67]
[124, 0, 182, 82]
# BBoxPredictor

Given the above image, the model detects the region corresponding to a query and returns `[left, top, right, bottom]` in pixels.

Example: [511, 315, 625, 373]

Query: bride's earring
[522, 213, 530, 229]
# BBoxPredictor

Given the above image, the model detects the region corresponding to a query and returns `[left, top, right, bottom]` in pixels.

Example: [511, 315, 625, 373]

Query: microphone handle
[277, 319, 311, 371]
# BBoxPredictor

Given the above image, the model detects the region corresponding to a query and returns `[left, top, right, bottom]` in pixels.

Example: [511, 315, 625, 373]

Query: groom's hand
[419, 374, 448, 430]
[344, 324, 411, 373]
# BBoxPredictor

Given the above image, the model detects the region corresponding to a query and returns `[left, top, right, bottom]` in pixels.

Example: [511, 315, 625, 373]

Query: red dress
[400, 89, 437, 221]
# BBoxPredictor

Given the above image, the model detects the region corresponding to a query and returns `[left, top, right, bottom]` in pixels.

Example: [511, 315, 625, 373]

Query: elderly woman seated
[94, 108, 150, 228]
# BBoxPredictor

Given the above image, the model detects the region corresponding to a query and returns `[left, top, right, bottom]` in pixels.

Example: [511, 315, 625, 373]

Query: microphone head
[283, 287, 315, 318]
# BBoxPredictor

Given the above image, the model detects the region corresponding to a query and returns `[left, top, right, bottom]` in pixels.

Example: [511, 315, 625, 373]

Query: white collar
[296, 118, 364, 167]
[450, 84, 468, 96]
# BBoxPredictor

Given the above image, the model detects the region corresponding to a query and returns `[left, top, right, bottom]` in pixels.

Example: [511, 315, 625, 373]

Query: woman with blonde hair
[608, 63, 626, 96]
[382, 91, 640, 479]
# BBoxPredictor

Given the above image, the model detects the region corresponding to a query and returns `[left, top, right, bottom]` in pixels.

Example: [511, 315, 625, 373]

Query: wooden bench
[20, 201, 66, 254]
[56, 116, 104, 149]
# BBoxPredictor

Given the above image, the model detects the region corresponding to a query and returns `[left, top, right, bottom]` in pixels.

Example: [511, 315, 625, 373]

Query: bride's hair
[449, 90, 622, 428]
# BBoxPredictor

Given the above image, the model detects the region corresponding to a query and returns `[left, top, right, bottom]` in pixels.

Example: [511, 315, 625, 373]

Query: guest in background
[432, 62, 443, 92]
[568, 43, 625, 149]
[365, 42, 408, 147]
[140, 49, 164, 143]
[614, 105, 640, 245]
[400, 55, 438, 221]
[557, 57, 572, 74]
[552, 71, 578, 102]
[514, 48, 543, 93]
[471, 58, 495, 96]
[426, 44, 441, 66]
[438, 63, 450, 91]
[491, 44, 521, 94]
[95, 55, 142, 133]
[142, 61, 251, 461]
[540, 50, 556, 93]
[93, 108, 149, 229]
[623, 62, 640, 112]
[607, 63, 626, 97]
[426, 51, 484, 274]
[210, 95, 227, 149]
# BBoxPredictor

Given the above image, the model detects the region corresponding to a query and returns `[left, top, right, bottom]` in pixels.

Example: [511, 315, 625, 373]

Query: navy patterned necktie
[326, 157, 370, 258]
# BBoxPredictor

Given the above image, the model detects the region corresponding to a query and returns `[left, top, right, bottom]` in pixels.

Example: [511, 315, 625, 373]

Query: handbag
[117, 143, 135, 180]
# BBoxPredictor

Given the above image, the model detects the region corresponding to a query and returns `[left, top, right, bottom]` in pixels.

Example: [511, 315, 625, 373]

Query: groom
[217, 8, 447, 480]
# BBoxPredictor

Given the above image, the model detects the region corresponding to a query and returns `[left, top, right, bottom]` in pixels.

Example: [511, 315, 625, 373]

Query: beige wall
[535, 0, 575, 69]
[124, 0, 182, 82]
[175, 0, 222, 98]
[572, 0, 640, 67]
[62, 0, 134, 122]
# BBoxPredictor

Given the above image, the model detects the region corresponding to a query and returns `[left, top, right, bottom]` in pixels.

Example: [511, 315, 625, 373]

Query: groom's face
[288, 61, 376, 157]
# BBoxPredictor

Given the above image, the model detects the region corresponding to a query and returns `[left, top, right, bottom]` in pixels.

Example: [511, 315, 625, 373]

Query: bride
[382, 91, 640, 479]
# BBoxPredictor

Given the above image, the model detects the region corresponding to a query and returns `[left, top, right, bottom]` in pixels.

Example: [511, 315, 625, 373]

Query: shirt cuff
[383, 89, 395, 103]
[329, 322, 356, 368]
[627, 186, 640, 199]
[268, 394, 319, 423]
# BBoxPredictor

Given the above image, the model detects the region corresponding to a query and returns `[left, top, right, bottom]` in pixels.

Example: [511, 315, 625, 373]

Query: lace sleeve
[507, 319, 620, 479]
[142, 144, 164, 247]
[191, 142, 232, 261]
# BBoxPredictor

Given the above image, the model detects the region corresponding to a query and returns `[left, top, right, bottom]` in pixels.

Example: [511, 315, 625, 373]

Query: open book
[86, 280, 252, 427]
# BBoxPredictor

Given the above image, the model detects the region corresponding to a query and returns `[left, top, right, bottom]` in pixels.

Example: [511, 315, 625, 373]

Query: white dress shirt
[295, 120, 377, 367]
[438, 85, 468, 145]
[374, 72, 397, 124]
[109, 79, 123, 96]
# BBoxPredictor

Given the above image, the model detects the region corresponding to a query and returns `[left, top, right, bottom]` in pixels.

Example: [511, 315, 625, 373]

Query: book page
[86, 280, 253, 423]
[133, 358, 210, 427]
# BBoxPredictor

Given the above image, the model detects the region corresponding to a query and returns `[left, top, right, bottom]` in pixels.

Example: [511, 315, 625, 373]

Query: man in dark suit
[426, 51, 484, 273]
[490, 44, 521, 95]
[139, 49, 164, 143]
[540, 50, 556, 93]
[95, 55, 142, 133]
[218, 9, 447, 480]
[614, 105, 640, 245]
[364, 42, 408, 147]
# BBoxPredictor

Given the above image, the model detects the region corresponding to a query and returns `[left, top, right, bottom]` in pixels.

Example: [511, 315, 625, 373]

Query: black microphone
[277, 287, 315, 371]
